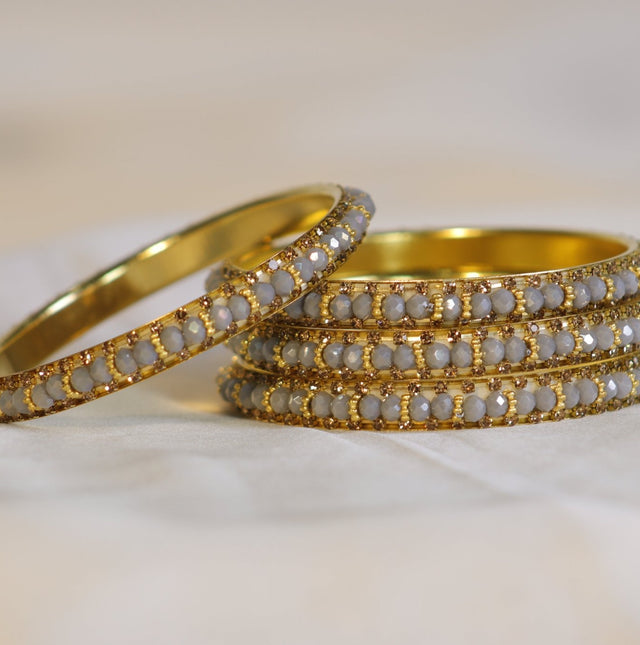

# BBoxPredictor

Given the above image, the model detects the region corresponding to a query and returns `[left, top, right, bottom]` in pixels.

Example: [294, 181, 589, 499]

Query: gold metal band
[218, 227, 640, 430]
[0, 184, 374, 422]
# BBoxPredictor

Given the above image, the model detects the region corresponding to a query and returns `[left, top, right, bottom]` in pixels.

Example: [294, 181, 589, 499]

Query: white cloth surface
[2, 1, 640, 644]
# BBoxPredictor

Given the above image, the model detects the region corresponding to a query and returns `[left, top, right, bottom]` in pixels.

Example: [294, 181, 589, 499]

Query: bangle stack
[217, 229, 640, 430]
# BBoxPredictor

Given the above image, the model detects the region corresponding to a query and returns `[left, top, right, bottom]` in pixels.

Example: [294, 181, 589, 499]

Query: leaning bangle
[0, 184, 374, 422]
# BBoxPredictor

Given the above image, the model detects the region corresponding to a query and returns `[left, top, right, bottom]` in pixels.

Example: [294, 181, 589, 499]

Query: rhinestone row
[219, 353, 640, 430]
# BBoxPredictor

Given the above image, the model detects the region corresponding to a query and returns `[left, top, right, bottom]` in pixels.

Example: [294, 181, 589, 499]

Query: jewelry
[214, 229, 640, 327]
[0, 184, 374, 421]
[218, 227, 640, 430]
[219, 353, 640, 430]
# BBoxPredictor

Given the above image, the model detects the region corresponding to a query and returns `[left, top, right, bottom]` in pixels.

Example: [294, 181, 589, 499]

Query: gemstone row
[219, 355, 640, 430]
[228, 306, 640, 377]
[0, 186, 373, 422]
[272, 267, 640, 327]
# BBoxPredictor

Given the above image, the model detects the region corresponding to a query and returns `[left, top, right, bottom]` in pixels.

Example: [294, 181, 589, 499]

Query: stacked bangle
[0, 184, 373, 422]
[217, 229, 640, 430]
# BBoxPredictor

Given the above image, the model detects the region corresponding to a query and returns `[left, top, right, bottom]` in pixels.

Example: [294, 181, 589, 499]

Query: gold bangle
[0, 184, 374, 422]
[219, 353, 640, 430]
[228, 300, 640, 380]
[215, 229, 640, 328]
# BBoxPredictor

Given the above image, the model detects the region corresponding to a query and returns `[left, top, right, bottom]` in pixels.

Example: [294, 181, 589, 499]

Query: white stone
[322, 343, 344, 368]
[70, 366, 94, 393]
[182, 317, 206, 346]
[133, 340, 158, 366]
[424, 342, 450, 369]
[352, 293, 373, 319]
[470, 293, 492, 318]
[160, 326, 185, 353]
[115, 348, 137, 375]
[442, 295, 462, 321]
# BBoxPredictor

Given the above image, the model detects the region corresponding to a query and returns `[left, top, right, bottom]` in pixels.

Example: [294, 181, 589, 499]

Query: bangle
[218, 353, 640, 430]
[217, 227, 640, 430]
[215, 229, 640, 327]
[0, 184, 374, 422]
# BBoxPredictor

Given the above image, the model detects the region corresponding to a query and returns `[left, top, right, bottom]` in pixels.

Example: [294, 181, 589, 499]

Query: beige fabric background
[1, 1, 640, 643]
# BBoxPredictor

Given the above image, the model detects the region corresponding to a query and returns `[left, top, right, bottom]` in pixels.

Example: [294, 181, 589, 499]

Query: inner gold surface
[333, 229, 631, 280]
[237, 228, 633, 281]
[0, 186, 339, 374]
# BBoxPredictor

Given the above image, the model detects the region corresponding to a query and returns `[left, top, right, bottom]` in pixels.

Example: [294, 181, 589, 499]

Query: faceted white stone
[431, 393, 454, 420]
[572, 282, 591, 309]
[133, 340, 158, 366]
[575, 378, 599, 405]
[628, 318, 640, 343]
[601, 375, 617, 401]
[319, 234, 341, 254]
[299, 342, 318, 368]
[482, 338, 505, 365]
[504, 337, 527, 363]
[381, 395, 402, 421]
[343, 344, 364, 370]
[406, 294, 431, 320]
[536, 334, 556, 360]
[371, 344, 393, 370]
[382, 294, 405, 322]
[12, 389, 30, 415]
[352, 293, 373, 319]
[586, 275, 607, 302]
[328, 226, 352, 251]
[226, 332, 245, 355]
[424, 342, 450, 369]
[523, 287, 544, 314]
[261, 337, 278, 363]
[463, 395, 486, 422]
[343, 209, 368, 240]
[610, 274, 625, 300]
[359, 394, 381, 420]
[562, 382, 580, 409]
[619, 269, 639, 296]
[393, 345, 416, 370]
[281, 340, 300, 365]
[160, 326, 185, 353]
[288, 389, 307, 415]
[89, 357, 112, 385]
[272, 270, 295, 297]
[306, 247, 329, 271]
[542, 283, 565, 309]
[250, 384, 267, 410]
[612, 372, 633, 398]
[31, 383, 53, 410]
[491, 288, 516, 315]
[270, 387, 291, 414]
[409, 395, 430, 421]
[593, 324, 615, 350]
[535, 386, 557, 412]
[330, 394, 350, 420]
[554, 330, 575, 356]
[220, 378, 239, 402]
[0, 390, 16, 416]
[486, 391, 508, 417]
[303, 292, 322, 318]
[239, 383, 255, 409]
[248, 337, 265, 362]
[253, 282, 276, 306]
[616, 320, 635, 346]
[579, 328, 597, 353]
[515, 390, 536, 415]
[470, 293, 492, 318]
[45, 374, 67, 401]
[442, 295, 462, 321]
[450, 342, 473, 368]
[284, 299, 304, 319]
[182, 317, 206, 346]
[330, 294, 352, 320]
[115, 348, 137, 375]
[70, 366, 94, 393]
[292, 257, 315, 282]
[349, 191, 375, 214]
[312, 392, 333, 418]
[211, 304, 233, 331]
[322, 343, 344, 368]
[228, 295, 251, 321]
